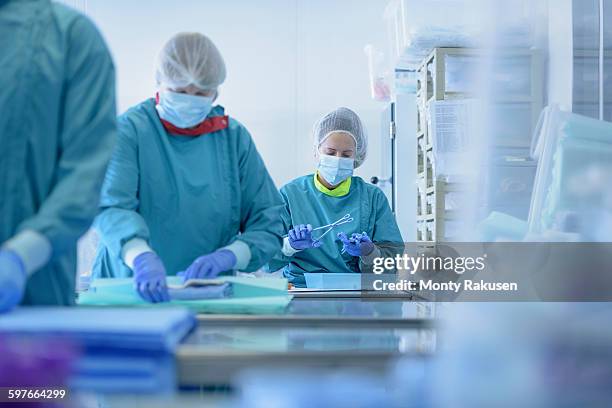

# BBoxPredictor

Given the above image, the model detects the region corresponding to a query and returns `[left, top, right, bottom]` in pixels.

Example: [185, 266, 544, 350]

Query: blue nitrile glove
[183, 249, 237, 281]
[133, 252, 170, 303]
[288, 224, 322, 250]
[337, 232, 375, 257]
[0, 250, 27, 313]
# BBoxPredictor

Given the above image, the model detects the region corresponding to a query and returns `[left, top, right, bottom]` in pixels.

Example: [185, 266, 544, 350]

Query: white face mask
[155, 90, 214, 128]
[317, 154, 354, 186]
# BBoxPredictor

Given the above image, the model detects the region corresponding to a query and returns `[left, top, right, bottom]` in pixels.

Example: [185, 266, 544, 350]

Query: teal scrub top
[92, 100, 284, 278]
[269, 175, 404, 286]
[0, 0, 117, 305]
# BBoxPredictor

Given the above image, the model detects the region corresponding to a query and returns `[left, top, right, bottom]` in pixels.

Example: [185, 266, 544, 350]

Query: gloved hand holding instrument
[337, 231, 375, 257]
[288, 224, 322, 250]
[284, 214, 354, 251]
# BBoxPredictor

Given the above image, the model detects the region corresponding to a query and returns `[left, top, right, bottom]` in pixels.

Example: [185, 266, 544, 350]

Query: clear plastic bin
[429, 99, 479, 177]
[490, 103, 533, 146]
[385, 0, 540, 66]
[489, 55, 532, 98]
[303, 273, 361, 290]
[445, 191, 468, 211]
[444, 54, 479, 94]
[395, 69, 418, 94]
[443, 219, 464, 240]
[384, 0, 483, 63]
[529, 106, 612, 241]
[489, 204, 530, 220]
[486, 156, 537, 210]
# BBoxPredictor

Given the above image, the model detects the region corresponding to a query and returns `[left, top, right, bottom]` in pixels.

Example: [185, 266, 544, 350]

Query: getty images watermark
[360, 242, 612, 301]
[372, 253, 516, 293]
[369, 252, 518, 294]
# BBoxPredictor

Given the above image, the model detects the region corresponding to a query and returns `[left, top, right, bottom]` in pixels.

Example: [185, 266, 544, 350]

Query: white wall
[84, 0, 389, 187]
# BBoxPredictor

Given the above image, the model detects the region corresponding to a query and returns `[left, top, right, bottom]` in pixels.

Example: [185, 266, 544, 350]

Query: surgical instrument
[283, 213, 354, 240]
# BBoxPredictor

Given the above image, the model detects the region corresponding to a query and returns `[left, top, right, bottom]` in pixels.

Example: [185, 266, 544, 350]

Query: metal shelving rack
[415, 47, 544, 243]
[415, 48, 477, 244]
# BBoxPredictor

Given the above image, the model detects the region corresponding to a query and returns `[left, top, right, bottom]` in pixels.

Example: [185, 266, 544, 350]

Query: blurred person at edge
[0, 0, 116, 311]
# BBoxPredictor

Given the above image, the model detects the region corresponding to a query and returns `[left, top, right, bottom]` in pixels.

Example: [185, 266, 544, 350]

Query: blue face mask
[156, 90, 214, 129]
[317, 154, 354, 186]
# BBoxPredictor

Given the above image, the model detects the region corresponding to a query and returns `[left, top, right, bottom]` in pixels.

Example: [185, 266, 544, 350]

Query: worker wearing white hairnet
[155, 31, 226, 94]
[93, 32, 283, 302]
[268, 107, 403, 287]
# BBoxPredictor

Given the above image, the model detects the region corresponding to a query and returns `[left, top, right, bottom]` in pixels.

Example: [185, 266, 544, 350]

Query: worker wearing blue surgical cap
[267, 108, 403, 287]
[92, 32, 284, 302]
[0, 0, 116, 310]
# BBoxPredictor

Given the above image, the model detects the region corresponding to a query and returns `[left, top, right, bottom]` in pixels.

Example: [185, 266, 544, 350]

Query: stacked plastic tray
[416, 48, 479, 243]
[415, 47, 543, 242]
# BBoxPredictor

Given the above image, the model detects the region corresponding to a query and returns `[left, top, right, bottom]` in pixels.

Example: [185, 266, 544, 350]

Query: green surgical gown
[268, 175, 404, 286]
[92, 100, 284, 278]
[0, 0, 117, 304]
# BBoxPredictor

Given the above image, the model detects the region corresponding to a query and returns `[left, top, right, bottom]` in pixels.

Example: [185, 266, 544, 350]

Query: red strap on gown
[159, 116, 229, 136]
[155, 93, 229, 136]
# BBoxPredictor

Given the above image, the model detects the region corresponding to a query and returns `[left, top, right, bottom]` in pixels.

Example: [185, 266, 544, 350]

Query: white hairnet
[313, 107, 367, 168]
[156, 32, 226, 91]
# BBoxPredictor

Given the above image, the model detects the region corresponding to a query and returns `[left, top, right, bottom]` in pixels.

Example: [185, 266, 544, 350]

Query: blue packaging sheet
[69, 354, 175, 394]
[0, 307, 196, 352]
[78, 276, 292, 315]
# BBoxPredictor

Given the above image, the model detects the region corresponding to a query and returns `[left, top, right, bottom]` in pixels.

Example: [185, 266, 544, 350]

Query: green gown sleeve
[94, 116, 150, 259]
[360, 188, 404, 273]
[18, 15, 116, 256]
[264, 189, 294, 272]
[232, 126, 284, 271]
[371, 189, 404, 243]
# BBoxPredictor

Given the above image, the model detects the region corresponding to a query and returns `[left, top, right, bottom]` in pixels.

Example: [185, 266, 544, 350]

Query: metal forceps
[312, 213, 354, 240]
[283, 213, 354, 240]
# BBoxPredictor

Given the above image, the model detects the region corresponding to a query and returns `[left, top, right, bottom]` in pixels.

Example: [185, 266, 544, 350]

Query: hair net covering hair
[156, 32, 226, 92]
[313, 107, 368, 168]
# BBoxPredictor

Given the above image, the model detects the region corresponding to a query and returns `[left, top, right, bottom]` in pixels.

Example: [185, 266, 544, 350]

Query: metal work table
[195, 298, 435, 328]
[178, 299, 436, 385]
[288, 289, 418, 299]
[289, 289, 364, 298]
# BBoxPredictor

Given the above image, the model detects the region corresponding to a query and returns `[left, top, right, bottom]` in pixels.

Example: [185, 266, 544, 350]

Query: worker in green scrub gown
[92, 32, 284, 302]
[0, 0, 117, 310]
[268, 107, 403, 287]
